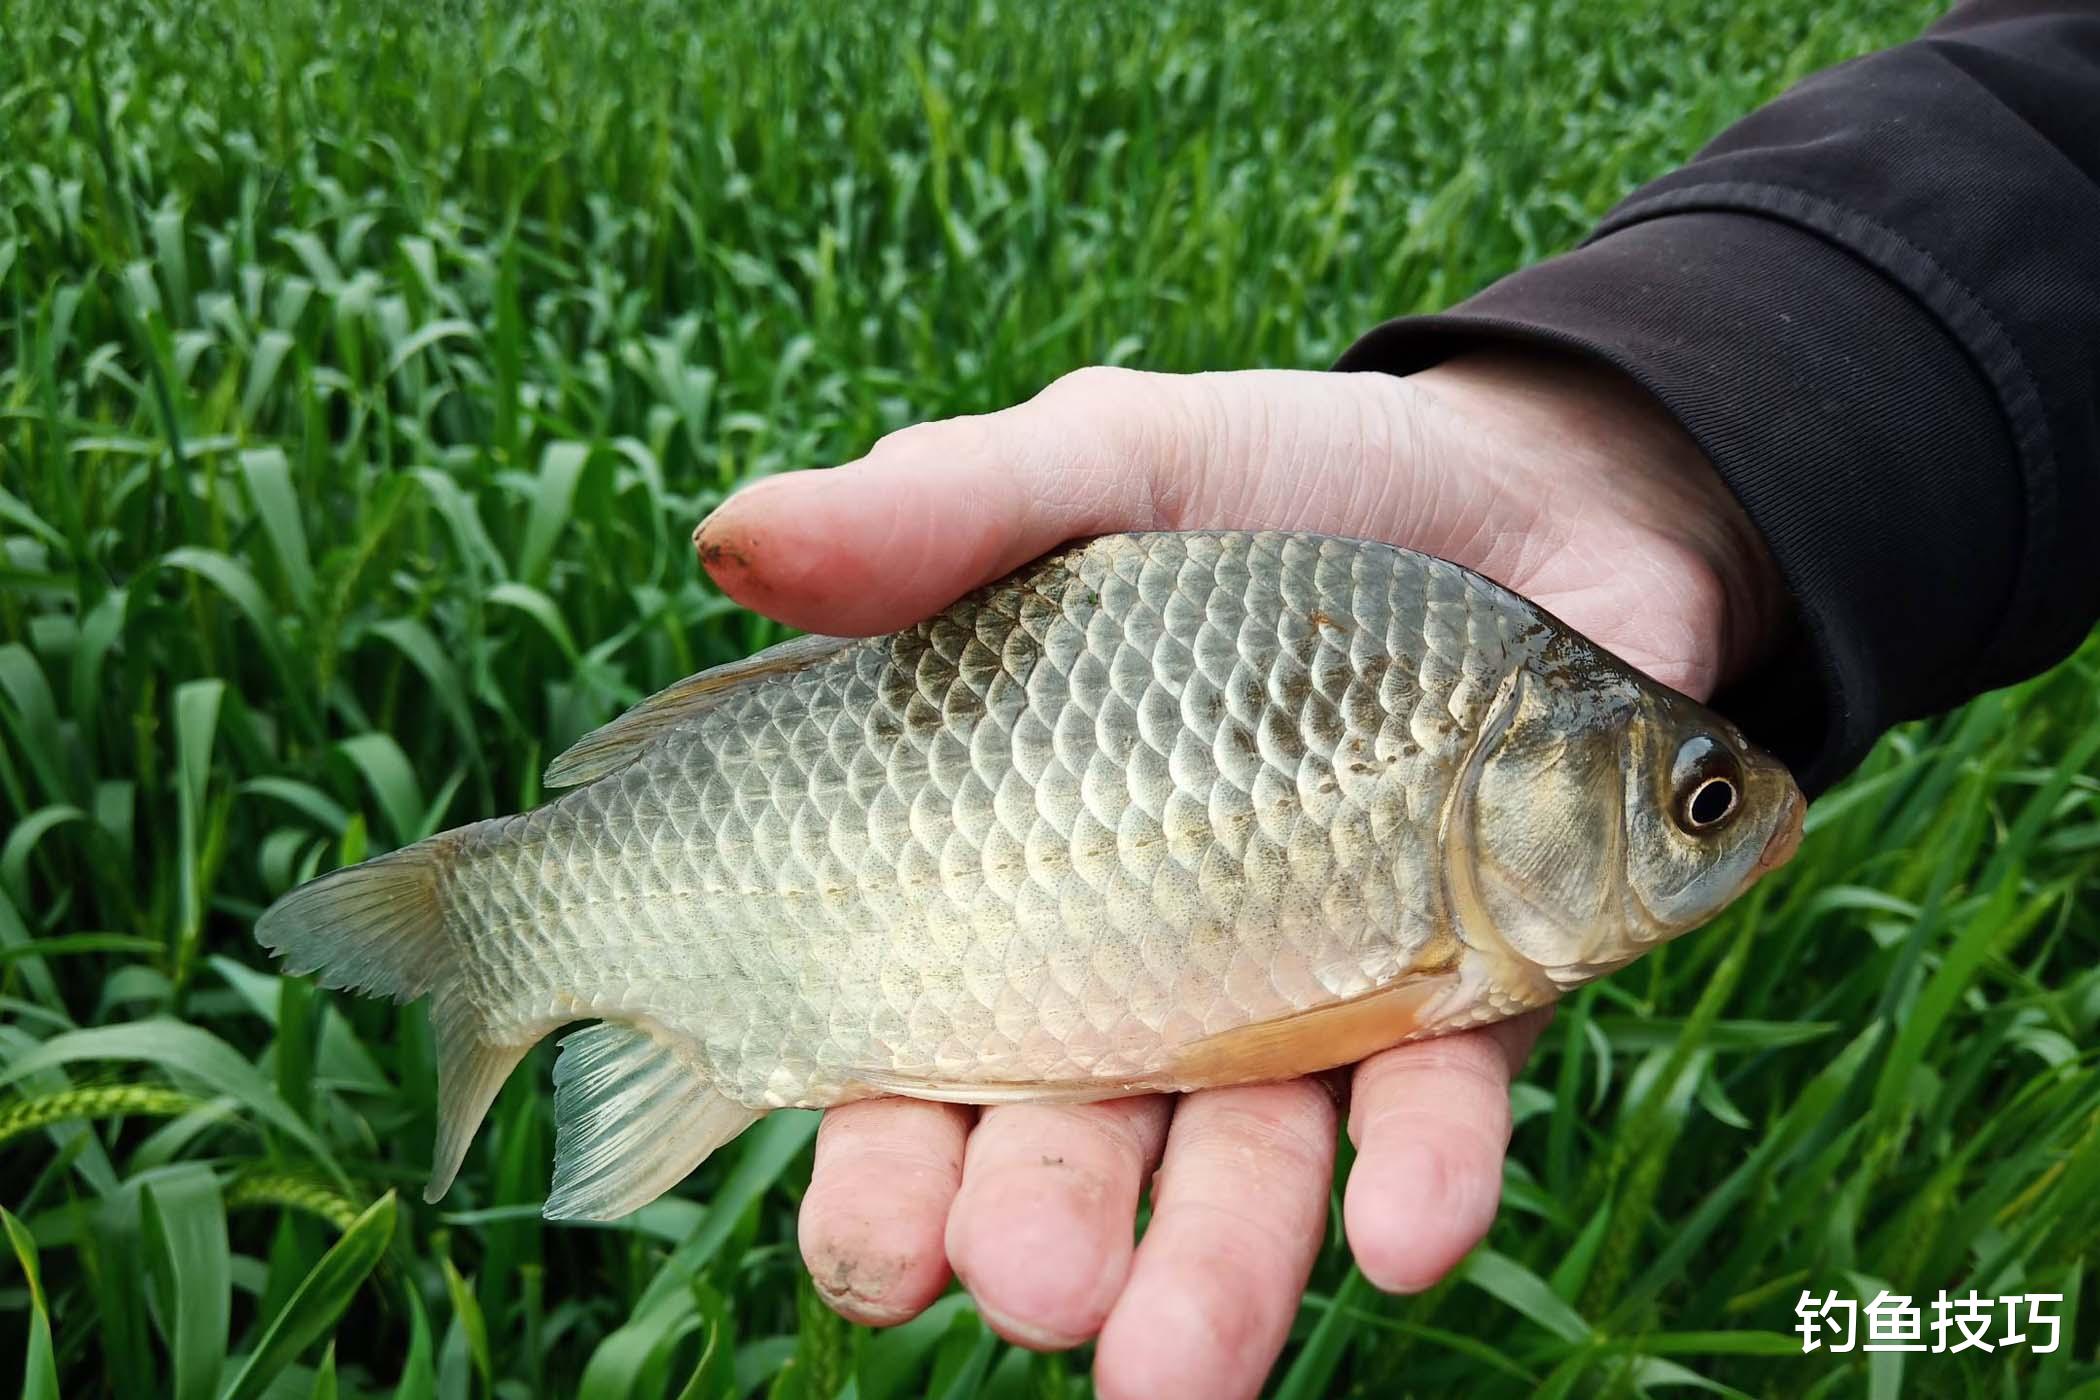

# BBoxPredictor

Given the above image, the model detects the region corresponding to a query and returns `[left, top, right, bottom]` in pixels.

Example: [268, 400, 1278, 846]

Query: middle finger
[1093, 1081, 1338, 1400]
[944, 1096, 1173, 1349]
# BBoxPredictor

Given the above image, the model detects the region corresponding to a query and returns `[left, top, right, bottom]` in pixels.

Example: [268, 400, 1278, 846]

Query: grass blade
[218, 1191, 398, 1400]
[2, 1205, 60, 1400]
[142, 1166, 233, 1400]
[0, 1019, 341, 1178]
[237, 447, 316, 609]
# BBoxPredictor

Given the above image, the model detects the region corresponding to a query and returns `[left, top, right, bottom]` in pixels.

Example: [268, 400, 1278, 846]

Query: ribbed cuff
[1334, 210, 2019, 794]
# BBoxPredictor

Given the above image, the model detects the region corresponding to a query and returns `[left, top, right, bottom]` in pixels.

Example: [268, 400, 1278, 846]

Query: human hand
[695, 350, 1787, 1398]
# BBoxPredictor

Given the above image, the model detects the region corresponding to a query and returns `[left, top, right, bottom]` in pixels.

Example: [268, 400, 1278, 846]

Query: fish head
[1615, 690, 1804, 941]
[1462, 665, 1804, 990]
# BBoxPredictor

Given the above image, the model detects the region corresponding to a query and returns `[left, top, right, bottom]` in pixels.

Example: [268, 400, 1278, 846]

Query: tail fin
[254, 836, 528, 1203]
[254, 842, 452, 1003]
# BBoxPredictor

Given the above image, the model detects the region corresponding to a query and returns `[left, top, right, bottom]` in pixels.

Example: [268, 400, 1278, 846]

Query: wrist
[1403, 345, 1791, 696]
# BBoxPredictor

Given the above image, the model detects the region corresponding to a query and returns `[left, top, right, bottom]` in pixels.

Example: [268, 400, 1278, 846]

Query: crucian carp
[257, 530, 1803, 1220]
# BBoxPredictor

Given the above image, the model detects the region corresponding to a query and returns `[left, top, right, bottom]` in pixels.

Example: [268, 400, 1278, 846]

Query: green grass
[5, 0, 2096, 1394]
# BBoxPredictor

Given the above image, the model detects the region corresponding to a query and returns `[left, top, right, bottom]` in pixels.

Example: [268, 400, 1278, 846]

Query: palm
[696, 355, 1771, 1400]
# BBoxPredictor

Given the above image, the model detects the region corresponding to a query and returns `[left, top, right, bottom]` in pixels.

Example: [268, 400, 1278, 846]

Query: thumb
[692, 367, 1449, 636]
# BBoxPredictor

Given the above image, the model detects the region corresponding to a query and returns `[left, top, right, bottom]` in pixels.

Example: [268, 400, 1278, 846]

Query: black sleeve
[1333, 0, 2100, 795]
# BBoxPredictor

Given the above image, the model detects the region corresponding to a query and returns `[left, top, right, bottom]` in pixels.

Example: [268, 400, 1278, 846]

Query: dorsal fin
[544, 632, 857, 787]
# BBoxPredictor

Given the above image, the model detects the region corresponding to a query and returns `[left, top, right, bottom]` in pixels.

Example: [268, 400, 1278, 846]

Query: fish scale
[445, 531, 1521, 1102]
[257, 528, 1803, 1220]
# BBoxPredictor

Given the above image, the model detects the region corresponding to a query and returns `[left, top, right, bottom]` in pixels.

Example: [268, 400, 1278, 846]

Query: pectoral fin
[845, 1068, 1162, 1105]
[1163, 971, 1465, 1086]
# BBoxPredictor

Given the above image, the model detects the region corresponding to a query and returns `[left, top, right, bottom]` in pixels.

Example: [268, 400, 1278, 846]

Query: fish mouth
[1756, 784, 1806, 873]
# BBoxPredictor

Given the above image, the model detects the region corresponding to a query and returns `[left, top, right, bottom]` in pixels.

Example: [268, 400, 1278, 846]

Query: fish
[256, 529, 1803, 1221]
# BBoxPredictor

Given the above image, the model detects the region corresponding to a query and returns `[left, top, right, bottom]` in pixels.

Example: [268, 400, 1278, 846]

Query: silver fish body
[259, 530, 1801, 1220]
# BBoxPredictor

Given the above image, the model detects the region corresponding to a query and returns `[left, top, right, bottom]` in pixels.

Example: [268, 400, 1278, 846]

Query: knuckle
[868, 413, 986, 462]
[1354, 1094, 1514, 1161]
[1001, 1100, 1162, 1180]
[1350, 371, 1423, 467]
[1377, 1032, 1511, 1092]
[1044, 363, 1147, 402]
[1194, 1098, 1334, 1178]
[1036, 365, 1211, 524]
[848, 1136, 967, 1186]
[1349, 1038, 1518, 1151]
[1158, 1196, 1304, 1301]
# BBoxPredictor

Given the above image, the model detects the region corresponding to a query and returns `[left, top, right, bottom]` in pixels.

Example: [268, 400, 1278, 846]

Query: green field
[7, 0, 2098, 1394]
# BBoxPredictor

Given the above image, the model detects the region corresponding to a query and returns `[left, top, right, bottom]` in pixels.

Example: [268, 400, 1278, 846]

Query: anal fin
[544, 1020, 761, 1222]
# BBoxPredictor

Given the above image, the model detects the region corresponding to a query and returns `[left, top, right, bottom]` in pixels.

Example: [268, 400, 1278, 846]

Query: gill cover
[1460, 669, 1637, 979]
[1460, 660, 1804, 987]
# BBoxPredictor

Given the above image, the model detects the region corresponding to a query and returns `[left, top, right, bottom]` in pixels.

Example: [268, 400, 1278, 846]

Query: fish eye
[1671, 736, 1743, 836]
[1684, 776, 1739, 830]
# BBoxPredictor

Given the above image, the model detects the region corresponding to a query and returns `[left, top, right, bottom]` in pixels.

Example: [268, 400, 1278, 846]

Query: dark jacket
[1337, 0, 2100, 794]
